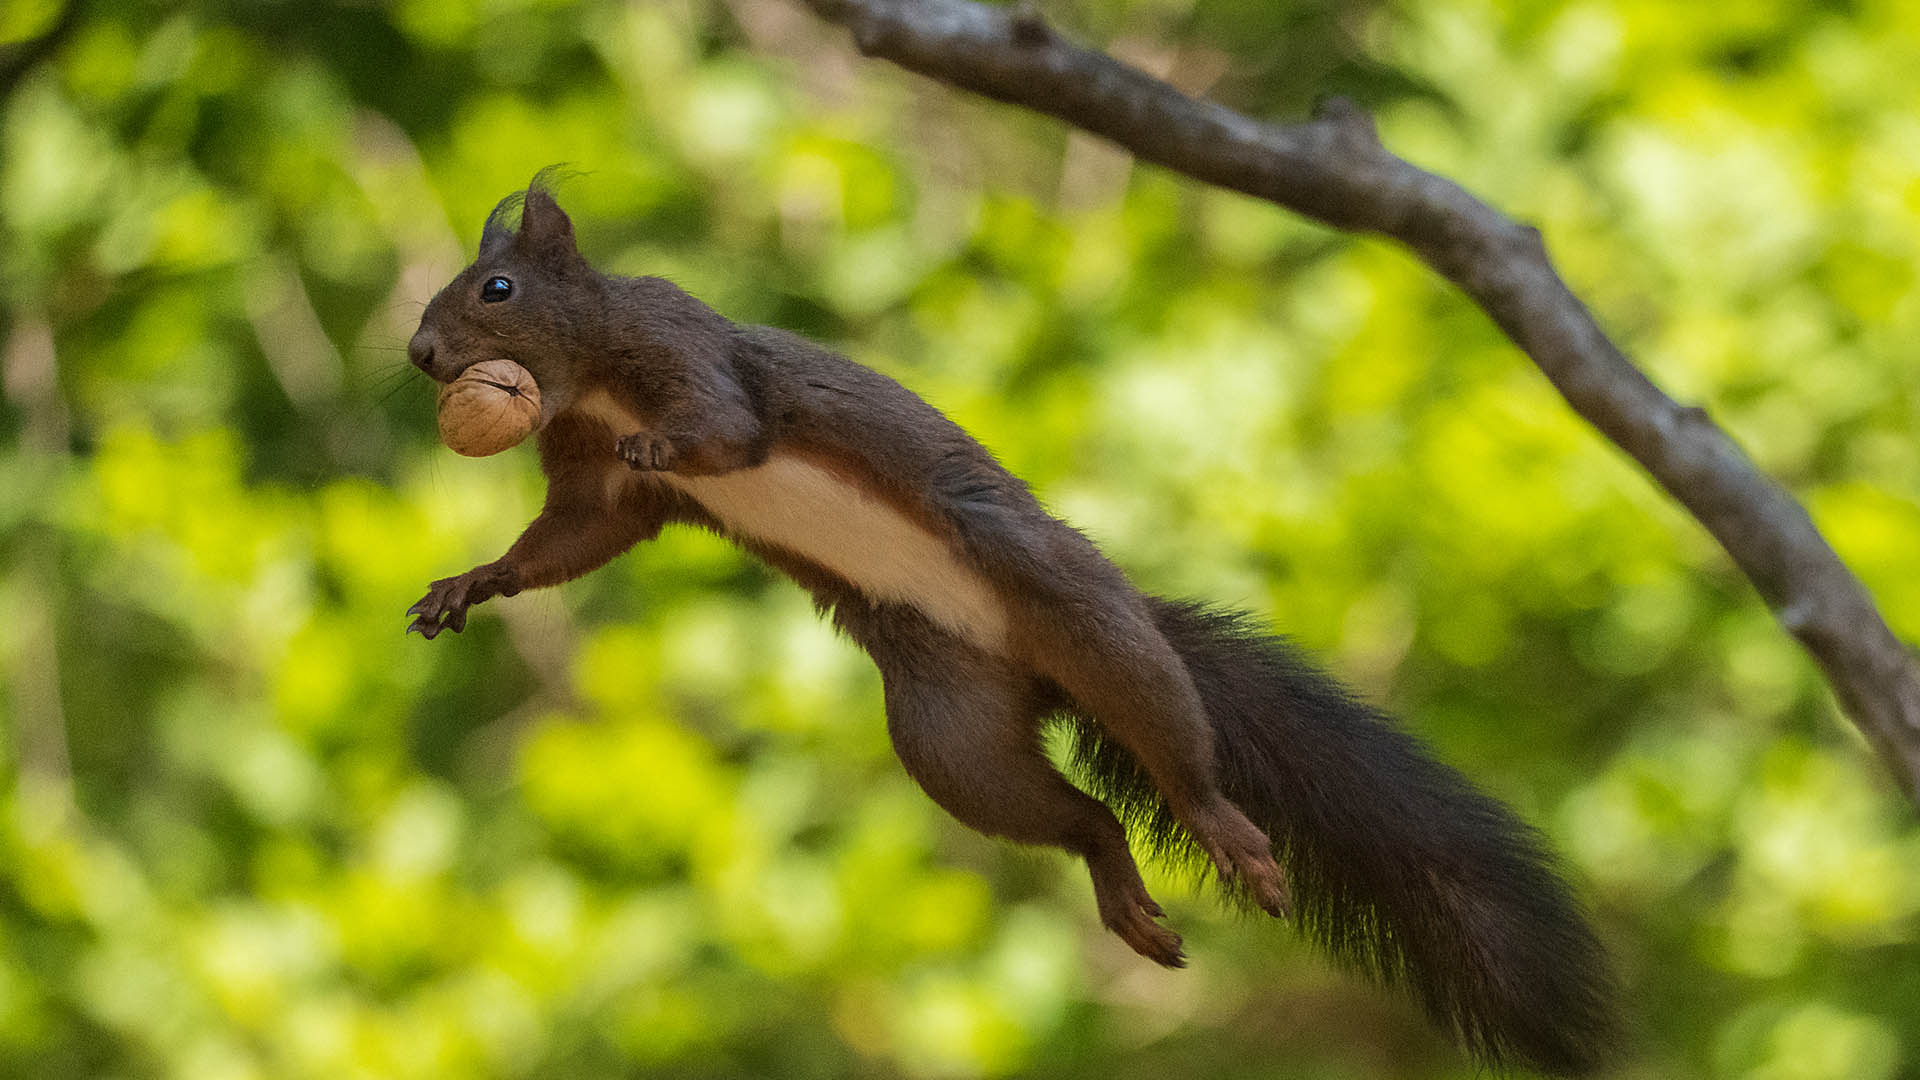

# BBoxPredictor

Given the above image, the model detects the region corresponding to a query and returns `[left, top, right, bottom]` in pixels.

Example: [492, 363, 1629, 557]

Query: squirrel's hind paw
[1092, 868, 1186, 967]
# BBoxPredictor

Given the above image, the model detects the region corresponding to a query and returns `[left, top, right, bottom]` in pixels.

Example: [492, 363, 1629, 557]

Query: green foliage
[3, 0, 1919, 1076]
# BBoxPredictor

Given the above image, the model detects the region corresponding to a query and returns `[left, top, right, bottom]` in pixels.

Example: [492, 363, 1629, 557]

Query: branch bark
[794, 0, 1920, 799]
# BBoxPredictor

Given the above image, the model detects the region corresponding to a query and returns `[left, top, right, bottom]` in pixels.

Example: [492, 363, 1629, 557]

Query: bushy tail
[1062, 598, 1617, 1075]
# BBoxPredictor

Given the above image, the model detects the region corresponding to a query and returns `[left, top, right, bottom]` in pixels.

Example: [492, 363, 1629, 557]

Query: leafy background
[3, 0, 1919, 1077]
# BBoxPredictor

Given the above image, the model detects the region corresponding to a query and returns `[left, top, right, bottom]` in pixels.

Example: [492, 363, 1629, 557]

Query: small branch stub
[1312, 94, 1381, 149]
[1009, 1, 1051, 46]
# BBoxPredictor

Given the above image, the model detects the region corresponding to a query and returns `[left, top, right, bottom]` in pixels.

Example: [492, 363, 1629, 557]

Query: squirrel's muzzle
[408, 327, 439, 377]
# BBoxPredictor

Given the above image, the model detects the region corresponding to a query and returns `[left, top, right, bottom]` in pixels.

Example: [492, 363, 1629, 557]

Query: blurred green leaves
[2, 0, 1919, 1077]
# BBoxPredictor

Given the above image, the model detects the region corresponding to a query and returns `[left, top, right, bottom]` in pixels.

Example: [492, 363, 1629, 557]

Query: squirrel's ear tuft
[476, 168, 581, 264]
[479, 191, 524, 260]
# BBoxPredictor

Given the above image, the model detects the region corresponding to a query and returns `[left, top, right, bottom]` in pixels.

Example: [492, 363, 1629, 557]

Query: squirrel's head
[409, 177, 597, 421]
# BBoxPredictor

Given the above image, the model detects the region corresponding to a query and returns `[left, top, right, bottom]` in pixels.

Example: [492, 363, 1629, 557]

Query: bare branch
[794, 0, 1920, 799]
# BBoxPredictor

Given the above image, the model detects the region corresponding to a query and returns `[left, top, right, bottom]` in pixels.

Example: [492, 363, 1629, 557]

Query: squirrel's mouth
[441, 357, 507, 385]
[438, 358, 543, 405]
[471, 376, 529, 397]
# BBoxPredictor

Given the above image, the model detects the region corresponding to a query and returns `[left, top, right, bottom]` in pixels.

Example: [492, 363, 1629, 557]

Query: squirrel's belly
[660, 455, 1012, 652]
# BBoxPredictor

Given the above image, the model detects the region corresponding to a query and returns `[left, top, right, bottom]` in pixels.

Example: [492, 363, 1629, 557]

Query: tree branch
[794, 0, 1920, 800]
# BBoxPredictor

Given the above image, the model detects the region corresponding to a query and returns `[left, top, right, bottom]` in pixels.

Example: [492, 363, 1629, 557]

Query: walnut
[436, 359, 543, 456]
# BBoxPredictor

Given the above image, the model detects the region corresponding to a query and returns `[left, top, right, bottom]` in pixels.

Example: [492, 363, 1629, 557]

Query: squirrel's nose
[408, 328, 438, 375]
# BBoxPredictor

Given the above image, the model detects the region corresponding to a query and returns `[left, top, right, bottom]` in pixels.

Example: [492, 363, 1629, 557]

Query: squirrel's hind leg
[1023, 594, 1294, 920]
[863, 608, 1184, 967]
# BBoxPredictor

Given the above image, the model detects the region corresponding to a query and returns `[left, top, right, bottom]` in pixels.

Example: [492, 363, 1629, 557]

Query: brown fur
[406, 176, 1616, 1074]
[407, 178, 1287, 961]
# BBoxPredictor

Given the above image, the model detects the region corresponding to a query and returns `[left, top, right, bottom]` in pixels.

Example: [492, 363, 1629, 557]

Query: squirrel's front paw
[616, 432, 677, 471]
[406, 565, 519, 639]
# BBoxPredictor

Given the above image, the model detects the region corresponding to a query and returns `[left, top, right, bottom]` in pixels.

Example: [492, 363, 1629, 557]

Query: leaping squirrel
[407, 176, 1618, 1075]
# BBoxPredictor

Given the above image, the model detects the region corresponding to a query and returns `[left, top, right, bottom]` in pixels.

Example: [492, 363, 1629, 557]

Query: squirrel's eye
[481, 276, 513, 303]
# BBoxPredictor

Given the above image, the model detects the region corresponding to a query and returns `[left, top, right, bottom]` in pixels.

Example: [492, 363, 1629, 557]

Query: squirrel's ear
[517, 187, 578, 262]
[478, 192, 521, 261]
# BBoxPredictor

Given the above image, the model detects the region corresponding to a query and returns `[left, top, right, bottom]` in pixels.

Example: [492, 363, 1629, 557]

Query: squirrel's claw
[1091, 863, 1184, 967]
[1193, 806, 1294, 920]
[407, 565, 519, 638]
[407, 575, 475, 639]
[1100, 891, 1185, 968]
[616, 432, 677, 471]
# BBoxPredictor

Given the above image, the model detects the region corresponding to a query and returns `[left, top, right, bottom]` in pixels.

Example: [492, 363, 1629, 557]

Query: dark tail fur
[1062, 597, 1617, 1075]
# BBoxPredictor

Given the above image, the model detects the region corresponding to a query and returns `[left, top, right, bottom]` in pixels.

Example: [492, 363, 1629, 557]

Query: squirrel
[405, 175, 1618, 1075]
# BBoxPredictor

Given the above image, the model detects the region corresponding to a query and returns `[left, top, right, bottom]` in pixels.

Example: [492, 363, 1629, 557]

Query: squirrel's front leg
[408, 467, 670, 638]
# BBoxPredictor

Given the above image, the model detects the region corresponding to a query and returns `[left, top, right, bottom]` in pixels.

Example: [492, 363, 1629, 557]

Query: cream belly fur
[663, 459, 1012, 651]
[573, 392, 1011, 652]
